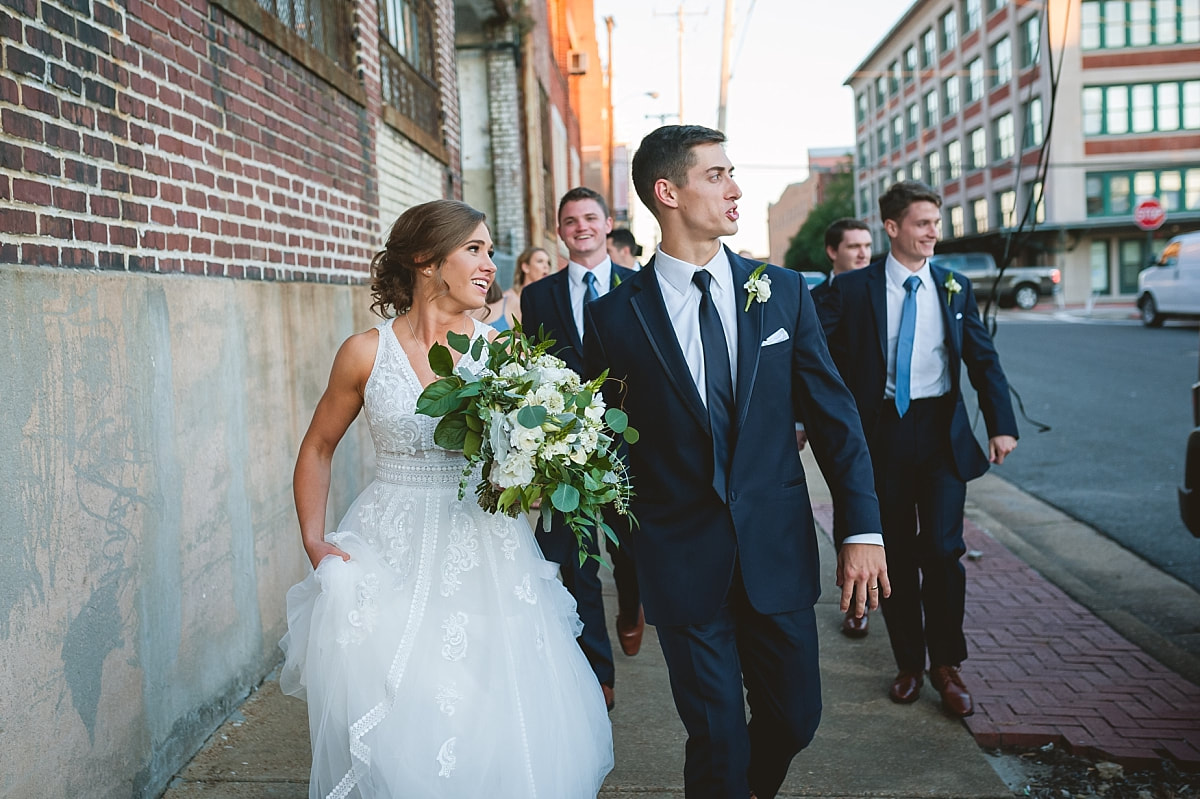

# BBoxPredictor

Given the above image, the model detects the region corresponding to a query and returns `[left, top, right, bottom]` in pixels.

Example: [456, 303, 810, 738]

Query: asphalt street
[963, 309, 1200, 592]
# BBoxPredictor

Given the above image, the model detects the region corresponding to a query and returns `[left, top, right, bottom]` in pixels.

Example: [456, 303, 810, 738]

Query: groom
[584, 125, 888, 799]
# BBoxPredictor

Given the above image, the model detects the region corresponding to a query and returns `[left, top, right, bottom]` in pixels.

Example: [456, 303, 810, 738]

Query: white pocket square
[955, 312, 963, 320]
[761, 328, 789, 347]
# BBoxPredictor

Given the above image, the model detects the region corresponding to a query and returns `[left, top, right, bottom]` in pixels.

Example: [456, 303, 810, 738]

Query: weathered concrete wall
[0, 266, 376, 798]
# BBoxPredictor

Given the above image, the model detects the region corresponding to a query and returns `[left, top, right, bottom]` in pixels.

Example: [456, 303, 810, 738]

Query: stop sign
[1134, 197, 1166, 231]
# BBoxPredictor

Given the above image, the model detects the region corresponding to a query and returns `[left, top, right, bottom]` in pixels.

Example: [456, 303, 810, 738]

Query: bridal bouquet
[415, 324, 637, 561]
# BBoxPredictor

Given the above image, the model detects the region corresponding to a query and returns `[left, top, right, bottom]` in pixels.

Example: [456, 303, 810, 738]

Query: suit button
[729, 490, 738, 503]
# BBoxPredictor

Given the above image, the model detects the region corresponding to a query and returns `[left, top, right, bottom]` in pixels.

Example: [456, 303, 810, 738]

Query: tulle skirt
[280, 481, 613, 799]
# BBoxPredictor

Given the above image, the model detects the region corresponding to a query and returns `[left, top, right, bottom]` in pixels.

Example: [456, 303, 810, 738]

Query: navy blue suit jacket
[583, 248, 881, 627]
[519, 263, 635, 375]
[818, 257, 1018, 482]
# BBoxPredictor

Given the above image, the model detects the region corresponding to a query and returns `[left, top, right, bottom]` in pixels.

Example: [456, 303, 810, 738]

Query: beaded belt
[375, 453, 466, 487]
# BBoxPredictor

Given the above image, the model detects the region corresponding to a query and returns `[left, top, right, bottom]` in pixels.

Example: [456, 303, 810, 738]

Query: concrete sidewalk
[162, 453, 1200, 798]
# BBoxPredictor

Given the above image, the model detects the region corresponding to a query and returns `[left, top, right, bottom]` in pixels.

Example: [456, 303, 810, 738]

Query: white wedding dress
[280, 318, 613, 799]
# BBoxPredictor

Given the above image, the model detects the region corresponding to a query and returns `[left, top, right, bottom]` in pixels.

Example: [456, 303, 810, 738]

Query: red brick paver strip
[813, 504, 1200, 770]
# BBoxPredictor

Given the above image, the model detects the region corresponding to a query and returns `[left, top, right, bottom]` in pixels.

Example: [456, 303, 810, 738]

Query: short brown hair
[558, 187, 609, 221]
[878, 181, 942, 224]
[631, 125, 727, 216]
[370, 200, 486, 318]
[824, 217, 871, 251]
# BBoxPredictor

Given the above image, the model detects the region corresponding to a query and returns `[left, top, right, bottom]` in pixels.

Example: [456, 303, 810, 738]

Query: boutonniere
[612, 271, 621, 288]
[743, 263, 772, 312]
[943, 274, 962, 304]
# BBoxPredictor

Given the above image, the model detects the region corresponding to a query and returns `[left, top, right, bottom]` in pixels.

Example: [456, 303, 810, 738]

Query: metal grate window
[378, 0, 443, 140]
[255, 0, 354, 68]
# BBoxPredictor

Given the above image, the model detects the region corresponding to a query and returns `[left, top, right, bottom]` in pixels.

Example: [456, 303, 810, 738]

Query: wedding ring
[869, 585, 879, 590]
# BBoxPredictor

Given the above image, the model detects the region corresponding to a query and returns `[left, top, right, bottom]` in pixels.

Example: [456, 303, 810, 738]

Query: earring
[424, 268, 432, 276]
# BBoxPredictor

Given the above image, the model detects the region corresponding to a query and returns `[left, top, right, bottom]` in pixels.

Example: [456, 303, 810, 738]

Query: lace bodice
[363, 318, 490, 484]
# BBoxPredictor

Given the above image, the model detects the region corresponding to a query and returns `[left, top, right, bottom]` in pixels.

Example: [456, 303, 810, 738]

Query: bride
[279, 199, 614, 798]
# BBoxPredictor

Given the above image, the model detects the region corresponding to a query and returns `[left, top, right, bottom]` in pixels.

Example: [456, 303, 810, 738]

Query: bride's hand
[305, 539, 351, 570]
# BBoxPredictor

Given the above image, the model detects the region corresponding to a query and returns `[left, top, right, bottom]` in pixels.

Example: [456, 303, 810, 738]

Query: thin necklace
[403, 309, 419, 343]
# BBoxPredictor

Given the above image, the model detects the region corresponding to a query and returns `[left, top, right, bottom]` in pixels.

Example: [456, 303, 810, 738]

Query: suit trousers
[874, 396, 969, 672]
[537, 518, 615, 687]
[656, 568, 821, 799]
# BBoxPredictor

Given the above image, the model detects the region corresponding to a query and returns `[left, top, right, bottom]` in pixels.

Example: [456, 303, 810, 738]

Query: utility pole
[604, 16, 615, 210]
[717, 0, 734, 131]
[655, 2, 706, 124]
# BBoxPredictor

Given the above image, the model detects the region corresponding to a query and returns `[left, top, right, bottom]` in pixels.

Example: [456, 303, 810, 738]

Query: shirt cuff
[841, 533, 884, 547]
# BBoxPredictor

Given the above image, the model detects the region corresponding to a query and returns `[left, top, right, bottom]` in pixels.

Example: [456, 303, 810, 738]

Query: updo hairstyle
[512, 246, 549, 290]
[370, 200, 487, 318]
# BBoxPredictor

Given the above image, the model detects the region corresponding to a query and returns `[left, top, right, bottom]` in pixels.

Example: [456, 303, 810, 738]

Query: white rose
[492, 452, 535, 488]
[499, 361, 525, 379]
[510, 422, 544, 454]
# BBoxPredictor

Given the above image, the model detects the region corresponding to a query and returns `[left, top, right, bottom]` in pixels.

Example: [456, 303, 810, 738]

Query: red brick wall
[1, 0, 458, 281]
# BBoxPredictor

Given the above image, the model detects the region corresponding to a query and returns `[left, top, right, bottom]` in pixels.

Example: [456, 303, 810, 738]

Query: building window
[379, 0, 443, 142]
[909, 159, 924, 182]
[907, 103, 920, 139]
[944, 75, 961, 115]
[993, 112, 1015, 159]
[1082, 0, 1200, 49]
[1082, 80, 1200, 134]
[1089, 240, 1111, 293]
[947, 140, 963, 179]
[989, 0, 1009, 11]
[857, 92, 868, 124]
[972, 197, 989, 232]
[966, 57, 984, 103]
[892, 116, 904, 148]
[1023, 96, 1044, 147]
[1021, 14, 1041, 67]
[250, 0, 355, 68]
[927, 150, 942, 185]
[990, 36, 1012, 87]
[950, 205, 965, 237]
[941, 8, 959, 51]
[924, 88, 940, 127]
[1026, 180, 1046, 223]
[876, 75, 887, 104]
[922, 27, 937, 67]
[895, 167, 906, 184]
[860, 185, 872, 217]
[996, 189, 1017, 227]
[877, 124, 888, 155]
[890, 60, 901, 94]
[857, 139, 870, 168]
[965, 0, 983, 32]
[1086, 167, 1200, 215]
[968, 127, 987, 169]
[904, 46, 917, 83]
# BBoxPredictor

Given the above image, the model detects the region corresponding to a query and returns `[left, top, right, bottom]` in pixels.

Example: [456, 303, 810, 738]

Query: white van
[1138, 231, 1200, 327]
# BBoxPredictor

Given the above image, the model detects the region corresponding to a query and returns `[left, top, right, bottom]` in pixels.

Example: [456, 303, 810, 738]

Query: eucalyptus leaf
[517, 405, 547, 429]
[471, 336, 486, 360]
[551, 483, 580, 513]
[623, 426, 640, 444]
[604, 408, 629, 433]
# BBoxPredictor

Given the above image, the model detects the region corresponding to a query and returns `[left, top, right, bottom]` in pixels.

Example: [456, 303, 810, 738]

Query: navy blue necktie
[693, 270, 735, 501]
[895, 275, 921, 417]
[583, 271, 599, 304]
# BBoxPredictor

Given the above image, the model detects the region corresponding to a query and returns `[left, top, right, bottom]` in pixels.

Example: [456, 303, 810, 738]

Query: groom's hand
[836, 543, 890, 617]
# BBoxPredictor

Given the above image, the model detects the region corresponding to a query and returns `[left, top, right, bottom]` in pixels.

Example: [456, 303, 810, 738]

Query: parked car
[1179, 326, 1200, 538]
[1137, 231, 1200, 328]
[801, 271, 827, 289]
[928, 252, 1061, 309]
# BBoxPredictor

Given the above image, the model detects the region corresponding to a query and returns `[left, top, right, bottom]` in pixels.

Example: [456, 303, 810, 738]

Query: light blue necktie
[583, 271, 599, 304]
[895, 275, 921, 418]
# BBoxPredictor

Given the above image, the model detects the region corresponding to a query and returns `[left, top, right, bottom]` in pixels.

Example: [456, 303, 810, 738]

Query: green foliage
[783, 171, 855, 273]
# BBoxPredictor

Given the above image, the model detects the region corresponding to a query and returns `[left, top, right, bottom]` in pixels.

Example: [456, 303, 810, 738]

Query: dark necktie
[895, 275, 921, 417]
[583, 271, 599, 304]
[692, 270, 735, 502]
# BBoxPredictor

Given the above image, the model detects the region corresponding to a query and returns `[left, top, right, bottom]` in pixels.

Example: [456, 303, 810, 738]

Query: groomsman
[585, 125, 887, 799]
[520, 187, 643, 711]
[606, 227, 644, 270]
[818, 181, 1018, 717]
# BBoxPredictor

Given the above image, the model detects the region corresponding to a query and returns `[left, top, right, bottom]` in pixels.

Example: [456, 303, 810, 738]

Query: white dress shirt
[652, 246, 739, 400]
[568, 258, 614, 340]
[884, 252, 950, 401]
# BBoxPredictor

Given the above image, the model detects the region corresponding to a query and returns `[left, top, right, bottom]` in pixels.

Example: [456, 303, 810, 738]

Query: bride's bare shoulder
[332, 322, 388, 377]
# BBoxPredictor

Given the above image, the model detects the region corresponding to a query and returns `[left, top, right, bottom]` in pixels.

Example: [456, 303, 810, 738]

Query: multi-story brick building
[767, 147, 852, 267]
[847, 0, 1200, 303]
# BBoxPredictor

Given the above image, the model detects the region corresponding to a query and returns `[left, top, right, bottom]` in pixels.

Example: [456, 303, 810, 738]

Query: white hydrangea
[492, 451, 535, 488]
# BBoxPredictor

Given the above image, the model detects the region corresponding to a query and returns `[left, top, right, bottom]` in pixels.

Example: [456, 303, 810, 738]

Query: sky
[593, 0, 906, 258]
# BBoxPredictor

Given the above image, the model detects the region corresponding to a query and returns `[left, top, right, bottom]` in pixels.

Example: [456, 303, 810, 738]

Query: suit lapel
[729, 250, 764, 430]
[550, 269, 584, 356]
[866, 261, 888, 362]
[930, 263, 964, 366]
[628, 258, 711, 432]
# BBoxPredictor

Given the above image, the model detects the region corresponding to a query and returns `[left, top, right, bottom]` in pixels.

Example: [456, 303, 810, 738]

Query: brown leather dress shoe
[889, 669, 924, 703]
[929, 665, 974, 717]
[601, 683, 614, 712]
[616, 606, 645, 656]
[841, 607, 869, 638]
